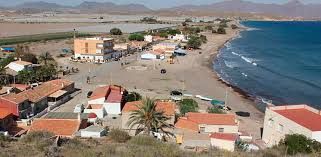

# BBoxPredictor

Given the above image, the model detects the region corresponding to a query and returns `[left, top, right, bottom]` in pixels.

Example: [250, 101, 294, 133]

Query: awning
[49, 90, 67, 98]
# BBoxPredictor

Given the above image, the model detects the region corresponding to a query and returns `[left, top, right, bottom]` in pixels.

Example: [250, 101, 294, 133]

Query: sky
[0, 0, 321, 9]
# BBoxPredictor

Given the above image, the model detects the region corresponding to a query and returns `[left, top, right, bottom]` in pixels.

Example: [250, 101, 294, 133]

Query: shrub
[128, 135, 159, 146]
[200, 35, 207, 43]
[185, 18, 193, 22]
[125, 92, 142, 102]
[179, 99, 198, 115]
[231, 24, 238, 29]
[219, 23, 228, 28]
[217, 27, 226, 34]
[279, 134, 321, 155]
[128, 33, 144, 41]
[212, 29, 217, 34]
[110, 28, 122, 35]
[109, 129, 131, 143]
[187, 36, 202, 49]
[207, 106, 225, 114]
[205, 25, 213, 30]
[21, 131, 54, 143]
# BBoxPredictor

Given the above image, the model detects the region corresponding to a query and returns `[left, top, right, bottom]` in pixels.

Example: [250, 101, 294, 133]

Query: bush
[128, 135, 159, 146]
[200, 35, 207, 43]
[109, 129, 131, 143]
[279, 134, 321, 155]
[185, 18, 193, 22]
[125, 92, 142, 102]
[212, 29, 217, 34]
[205, 25, 213, 30]
[110, 28, 122, 35]
[167, 29, 180, 35]
[231, 24, 238, 29]
[21, 131, 55, 151]
[179, 99, 198, 115]
[128, 33, 144, 41]
[207, 106, 225, 114]
[187, 36, 202, 49]
[217, 27, 226, 34]
[219, 23, 228, 28]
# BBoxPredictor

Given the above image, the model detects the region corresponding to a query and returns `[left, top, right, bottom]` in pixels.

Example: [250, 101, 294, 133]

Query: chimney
[77, 113, 81, 121]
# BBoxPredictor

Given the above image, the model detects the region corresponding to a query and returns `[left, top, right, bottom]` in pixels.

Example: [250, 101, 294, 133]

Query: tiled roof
[273, 107, 321, 131]
[0, 109, 12, 119]
[122, 101, 176, 116]
[185, 112, 237, 126]
[90, 86, 109, 100]
[90, 85, 124, 103]
[2, 79, 73, 104]
[44, 112, 88, 120]
[10, 84, 30, 91]
[175, 117, 199, 131]
[210, 133, 239, 141]
[29, 119, 81, 137]
[12, 60, 32, 66]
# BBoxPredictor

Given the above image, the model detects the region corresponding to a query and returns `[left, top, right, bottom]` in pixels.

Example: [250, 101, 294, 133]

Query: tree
[185, 18, 193, 22]
[205, 25, 213, 30]
[279, 134, 321, 155]
[200, 35, 207, 43]
[187, 36, 202, 49]
[231, 24, 238, 29]
[110, 28, 122, 35]
[167, 29, 180, 35]
[128, 33, 144, 41]
[207, 106, 224, 114]
[21, 53, 38, 64]
[125, 92, 142, 102]
[15, 44, 30, 58]
[178, 99, 198, 115]
[217, 27, 226, 34]
[39, 52, 55, 65]
[127, 98, 173, 136]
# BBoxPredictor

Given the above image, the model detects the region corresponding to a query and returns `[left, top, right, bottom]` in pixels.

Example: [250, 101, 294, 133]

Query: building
[122, 101, 176, 136]
[84, 104, 105, 118]
[144, 35, 153, 43]
[80, 125, 106, 138]
[114, 43, 129, 54]
[262, 105, 321, 147]
[0, 79, 75, 119]
[140, 50, 165, 60]
[152, 42, 178, 57]
[175, 112, 239, 133]
[210, 133, 239, 152]
[0, 110, 16, 133]
[5, 60, 33, 73]
[29, 114, 88, 138]
[168, 34, 188, 42]
[74, 37, 114, 62]
[87, 85, 125, 116]
[129, 41, 149, 51]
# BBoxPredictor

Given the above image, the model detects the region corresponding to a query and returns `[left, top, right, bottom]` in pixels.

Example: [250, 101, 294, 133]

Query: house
[129, 41, 149, 51]
[122, 100, 176, 136]
[144, 35, 153, 43]
[0, 109, 16, 134]
[114, 43, 129, 54]
[175, 112, 239, 134]
[168, 34, 188, 42]
[141, 50, 165, 60]
[262, 105, 321, 147]
[83, 104, 105, 118]
[152, 42, 178, 57]
[210, 133, 239, 152]
[29, 114, 87, 138]
[6, 60, 33, 73]
[80, 125, 106, 138]
[87, 85, 126, 116]
[0, 79, 75, 119]
[74, 37, 114, 62]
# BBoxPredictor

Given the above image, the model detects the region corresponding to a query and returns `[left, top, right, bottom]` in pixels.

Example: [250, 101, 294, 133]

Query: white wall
[104, 103, 121, 115]
[312, 131, 321, 143]
[84, 108, 106, 118]
[201, 124, 238, 134]
[88, 98, 105, 105]
[211, 138, 235, 152]
[81, 130, 103, 138]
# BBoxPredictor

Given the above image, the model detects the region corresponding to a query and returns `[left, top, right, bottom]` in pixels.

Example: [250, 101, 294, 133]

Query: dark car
[161, 69, 167, 74]
[235, 111, 250, 117]
[170, 90, 183, 96]
[87, 91, 93, 98]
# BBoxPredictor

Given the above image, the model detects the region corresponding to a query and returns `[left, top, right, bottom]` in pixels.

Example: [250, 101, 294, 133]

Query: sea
[214, 21, 321, 109]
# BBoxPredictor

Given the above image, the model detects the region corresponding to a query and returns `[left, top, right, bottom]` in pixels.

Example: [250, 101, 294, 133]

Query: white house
[141, 51, 165, 60]
[88, 85, 125, 116]
[83, 104, 106, 118]
[262, 104, 321, 147]
[6, 60, 33, 72]
[210, 133, 239, 152]
[144, 35, 153, 43]
[80, 125, 106, 138]
[168, 34, 188, 42]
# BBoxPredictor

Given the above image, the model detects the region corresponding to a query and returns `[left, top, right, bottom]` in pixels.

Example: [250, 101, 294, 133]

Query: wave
[224, 61, 238, 68]
[241, 72, 248, 77]
[246, 27, 261, 31]
[224, 42, 232, 50]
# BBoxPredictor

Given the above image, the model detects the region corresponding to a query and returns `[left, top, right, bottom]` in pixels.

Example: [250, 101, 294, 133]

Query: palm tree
[39, 52, 54, 65]
[127, 98, 173, 136]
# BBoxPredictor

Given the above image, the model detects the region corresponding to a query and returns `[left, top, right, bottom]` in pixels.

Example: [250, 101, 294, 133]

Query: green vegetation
[178, 99, 198, 115]
[17, 64, 57, 84]
[278, 134, 321, 155]
[128, 33, 144, 41]
[0, 32, 92, 46]
[185, 18, 193, 22]
[109, 129, 131, 143]
[125, 92, 142, 102]
[205, 25, 213, 30]
[207, 106, 225, 114]
[127, 98, 173, 136]
[217, 27, 227, 34]
[200, 35, 207, 43]
[183, 27, 201, 35]
[231, 24, 239, 29]
[140, 17, 158, 23]
[110, 28, 123, 35]
[187, 36, 202, 49]
[21, 53, 38, 64]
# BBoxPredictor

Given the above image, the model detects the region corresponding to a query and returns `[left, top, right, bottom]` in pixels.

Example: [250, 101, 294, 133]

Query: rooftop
[210, 133, 239, 141]
[185, 112, 237, 126]
[122, 100, 176, 116]
[29, 119, 81, 137]
[44, 112, 88, 120]
[11, 60, 32, 66]
[81, 125, 105, 132]
[0, 109, 12, 119]
[270, 105, 321, 131]
[90, 85, 124, 103]
[175, 117, 199, 131]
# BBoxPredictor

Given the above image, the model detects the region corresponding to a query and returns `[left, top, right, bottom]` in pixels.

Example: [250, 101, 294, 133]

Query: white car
[73, 104, 84, 113]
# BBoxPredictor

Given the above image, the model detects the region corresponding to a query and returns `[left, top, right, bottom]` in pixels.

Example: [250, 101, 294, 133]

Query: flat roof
[44, 112, 88, 120]
[272, 106, 321, 131]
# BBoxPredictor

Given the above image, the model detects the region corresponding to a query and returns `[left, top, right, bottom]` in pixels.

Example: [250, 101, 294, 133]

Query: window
[200, 127, 205, 133]
[278, 124, 284, 132]
[268, 119, 274, 127]
[219, 128, 224, 133]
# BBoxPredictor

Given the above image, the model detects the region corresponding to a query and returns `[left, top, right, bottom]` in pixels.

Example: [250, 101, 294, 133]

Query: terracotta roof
[186, 112, 237, 126]
[273, 108, 321, 131]
[175, 117, 199, 131]
[210, 133, 239, 141]
[90, 86, 109, 100]
[90, 85, 124, 103]
[122, 101, 175, 116]
[29, 119, 81, 137]
[10, 84, 30, 91]
[0, 109, 12, 119]
[2, 79, 73, 104]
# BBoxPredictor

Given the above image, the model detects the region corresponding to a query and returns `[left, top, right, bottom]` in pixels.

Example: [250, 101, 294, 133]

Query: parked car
[170, 90, 183, 96]
[87, 91, 93, 98]
[73, 104, 84, 113]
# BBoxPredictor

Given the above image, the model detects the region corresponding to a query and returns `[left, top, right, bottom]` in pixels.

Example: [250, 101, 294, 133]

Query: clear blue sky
[1, 0, 320, 9]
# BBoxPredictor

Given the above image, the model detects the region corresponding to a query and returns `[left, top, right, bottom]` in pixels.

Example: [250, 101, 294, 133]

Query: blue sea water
[214, 21, 321, 109]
